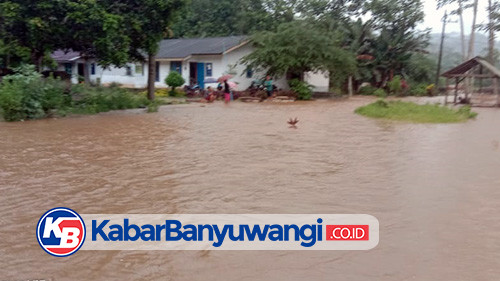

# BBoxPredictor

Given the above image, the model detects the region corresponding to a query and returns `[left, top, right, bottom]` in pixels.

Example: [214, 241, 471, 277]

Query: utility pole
[435, 11, 448, 90]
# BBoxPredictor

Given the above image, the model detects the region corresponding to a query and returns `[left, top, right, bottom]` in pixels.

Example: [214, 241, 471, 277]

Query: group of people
[202, 80, 232, 104]
[202, 76, 274, 104]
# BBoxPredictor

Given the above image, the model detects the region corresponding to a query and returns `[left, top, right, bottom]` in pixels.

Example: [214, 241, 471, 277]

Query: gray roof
[51, 50, 81, 62]
[156, 36, 248, 59]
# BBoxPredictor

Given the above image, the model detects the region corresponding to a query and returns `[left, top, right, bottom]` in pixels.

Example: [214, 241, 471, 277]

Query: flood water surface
[1, 97, 500, 280]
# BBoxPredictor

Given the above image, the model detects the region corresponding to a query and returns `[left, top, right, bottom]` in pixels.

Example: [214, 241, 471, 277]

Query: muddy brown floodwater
[1, 97, 500, 280]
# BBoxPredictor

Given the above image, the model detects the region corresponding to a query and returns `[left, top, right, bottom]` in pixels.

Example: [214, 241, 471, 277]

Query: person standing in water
[224, 80, 231, 104]
[264, 75, 273, 98]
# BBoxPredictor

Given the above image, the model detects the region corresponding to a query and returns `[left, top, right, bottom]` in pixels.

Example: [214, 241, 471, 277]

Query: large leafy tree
[242, 21, 356, 83]
[363, 0, 429, 86]
[106, 0, 186, 100]
[0, 0, 68, 71]
[63, 0, 131, 83]
[172, 0, 298, 38]
[297, 0, 365, 30]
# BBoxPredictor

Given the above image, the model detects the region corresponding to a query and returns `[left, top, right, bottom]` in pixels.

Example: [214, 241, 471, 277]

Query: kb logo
[36, 207, 86, 257]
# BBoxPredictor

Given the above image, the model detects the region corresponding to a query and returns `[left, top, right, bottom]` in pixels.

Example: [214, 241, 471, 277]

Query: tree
[106, 0, 186, 100]
[165, 71, 185, 93]
[296, 0, 366, 31]
[437, 0, 472, 61]
[483, 0, 500, 64]
[363, 0, 429, 86]
[0, 0, 68, 71]
[242, 21, 356, 84]
[172, 0, 294, 38]
[0, 1, 30, 67]
[468, 0, 479, 59]
[63, 0, 131, 83]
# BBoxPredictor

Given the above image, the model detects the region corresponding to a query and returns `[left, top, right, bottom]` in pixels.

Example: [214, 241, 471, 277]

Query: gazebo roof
[441, 56, 500, 78]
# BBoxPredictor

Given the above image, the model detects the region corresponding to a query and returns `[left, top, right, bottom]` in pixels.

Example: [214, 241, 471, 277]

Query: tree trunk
[31, 50, 43, 72]
[458, 1, 466, 61]
[468, 0, 479, 59]
[488, 0, 496, 64]
[83, 59, 90, 84]
[147, 52, 156, 101]
[348, 76, 353, 97]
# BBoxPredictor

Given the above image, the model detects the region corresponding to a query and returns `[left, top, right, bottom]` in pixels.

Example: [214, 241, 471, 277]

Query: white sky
[422, 0, 489, 34]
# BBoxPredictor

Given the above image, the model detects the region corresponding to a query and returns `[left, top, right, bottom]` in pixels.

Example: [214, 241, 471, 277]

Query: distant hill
[428, 32, 495, 57]
[427, 32, 498, 70]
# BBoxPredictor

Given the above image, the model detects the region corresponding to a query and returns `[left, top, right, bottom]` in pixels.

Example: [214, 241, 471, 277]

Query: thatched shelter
[442, 56, 500, 107]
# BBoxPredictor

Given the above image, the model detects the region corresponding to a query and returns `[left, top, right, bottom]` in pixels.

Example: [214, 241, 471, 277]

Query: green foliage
[355, 100, 478, 123]
[70, 84, 150, 114]
[409, 83, 428, 96]
[387, 76, 402, 95]
[358, 85, 378, 95]
[242, 21, 356, 79]
[358, 85, 386, 97]
[63, 0, 131, 69]
[406, 53, 437, 84]
[374, 88, 387, 98]
[172, 0, 296, 37]
[289, 79, 313, 100]
[457, 105, 478, 119]
[0, 65, 68, 121]
[147, 101, 160, 113]
[358, 0, 429, 85]
[165, 72, 185, 93]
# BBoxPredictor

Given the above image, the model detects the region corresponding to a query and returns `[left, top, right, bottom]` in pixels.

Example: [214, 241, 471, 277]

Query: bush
[70, 84, 149, 114]
[409, 83, 427, 96]
[147, 101, 160, 113]
[387, 76, 402, 95]
[0, 65, 68, 121]
[165, 72, 185, 94]
[374, 88, 387, 98]
[358, 85, 377, 95]
[289, 79, 313, 100]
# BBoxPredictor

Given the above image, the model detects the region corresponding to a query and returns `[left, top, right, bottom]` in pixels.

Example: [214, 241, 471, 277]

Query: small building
[50, 36, 330, 92]
[441, 56, 500, 107]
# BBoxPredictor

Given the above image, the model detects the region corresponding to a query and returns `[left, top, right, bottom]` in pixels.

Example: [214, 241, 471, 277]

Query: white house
[50, 36, 330, 92]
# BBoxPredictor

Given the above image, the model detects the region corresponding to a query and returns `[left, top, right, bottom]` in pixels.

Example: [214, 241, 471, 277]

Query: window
[206, 63, 213, 77]
[90, 63, 96, 75]
[170, 61, 182, 75]
[64, 63, 72, 75]
[126, 65, 132, 76]
[155, 62, 160, 82]
[246, 67, 253, 78]
[135, 63, 144, 75]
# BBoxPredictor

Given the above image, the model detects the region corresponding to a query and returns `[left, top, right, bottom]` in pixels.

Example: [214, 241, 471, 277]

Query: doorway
[189, 62, 205, 89]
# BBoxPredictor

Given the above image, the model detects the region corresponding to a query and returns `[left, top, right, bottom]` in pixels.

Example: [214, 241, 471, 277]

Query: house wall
[55, 43, 330, 92]
[304, 71, 330, 92]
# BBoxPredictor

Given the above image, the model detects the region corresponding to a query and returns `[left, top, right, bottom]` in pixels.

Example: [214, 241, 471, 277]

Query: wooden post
[348, 76, 353, 97]
[445, 78, 449, 105]
[479, 65, 483, 94]
[495, 77, 500, 107]
[454, 77, 459, 104]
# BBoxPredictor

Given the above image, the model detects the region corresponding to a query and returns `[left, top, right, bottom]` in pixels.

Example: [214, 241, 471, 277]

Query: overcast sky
[422, 0, 489, 34]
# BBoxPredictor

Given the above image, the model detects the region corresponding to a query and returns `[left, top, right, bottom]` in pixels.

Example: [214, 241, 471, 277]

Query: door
[197, 63, 205, 89]
[77, 63, 84, 76]
[189, 62, 197, 85]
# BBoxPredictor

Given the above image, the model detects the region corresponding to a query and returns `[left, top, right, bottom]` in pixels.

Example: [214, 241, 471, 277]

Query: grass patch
[355, 99, 478, 123]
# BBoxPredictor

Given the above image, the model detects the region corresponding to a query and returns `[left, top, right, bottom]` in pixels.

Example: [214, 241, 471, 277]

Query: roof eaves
[222, 40, 250, 55]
